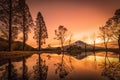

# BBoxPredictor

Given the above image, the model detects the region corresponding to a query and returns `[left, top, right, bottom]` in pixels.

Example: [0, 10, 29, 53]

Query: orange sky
[26, 0, 120, 48]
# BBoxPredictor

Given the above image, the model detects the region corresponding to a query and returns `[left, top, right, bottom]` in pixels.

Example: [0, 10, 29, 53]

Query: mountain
[73, 40, 93, 49]
[64, 40, 119, 51]
[64, 40, 103, 50]
[0, 38, 35, 51]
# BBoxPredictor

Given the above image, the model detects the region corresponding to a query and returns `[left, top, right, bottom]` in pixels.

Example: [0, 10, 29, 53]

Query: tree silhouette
[1, 59, 18, 80]
[18, 0, 33, 51]
[0, 0, 19, 51]
[82, 36, 88, 56]
[54, 52, 73, 79]
[105, 9, 120, 62]
[90, 33, 96, 61]
[33, 12, 48, 51]
[68, 32, 73, 46]
[8, 0, 12, 51]
[33, 54, 48, 80]
[0, 0, 33, 51]
[100, 62, 120, 80]
[19, 57, 29, 80]
[99, 25, 112, 62]
[54, 25, 68, 51]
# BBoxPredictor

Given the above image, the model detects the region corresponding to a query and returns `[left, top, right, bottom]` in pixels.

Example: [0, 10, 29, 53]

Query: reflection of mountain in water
[0, 52, 119, 80]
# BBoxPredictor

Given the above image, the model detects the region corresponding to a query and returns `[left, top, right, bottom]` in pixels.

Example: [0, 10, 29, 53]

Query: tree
[0, 0, 33, 51]
[33, 12, 48, 51]
[8, 0, 12, 51]
[99, 25, 112, 62]
[101, 9, 120, 62]
[55, 25, 68, 51]
[1, 59, 18, 80]
[66, 32, 73, 51]
[101, 62, 120, 80]
[82, 36, 88, 56]
[68, 32, 73, 46]
[0, 0, 20, 51]
[90, 33, 96, 60]
[106, 9, 120, 62]
[54, 52, 73, 79]
[21, 57, 28, 80]
[18, 0, 33, 51]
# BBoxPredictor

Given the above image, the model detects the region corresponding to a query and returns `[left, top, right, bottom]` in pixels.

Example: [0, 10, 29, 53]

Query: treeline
[0, 0, 48, 51]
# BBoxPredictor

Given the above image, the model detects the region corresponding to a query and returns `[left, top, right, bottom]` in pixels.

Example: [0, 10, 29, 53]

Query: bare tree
[99, 25, 112, 62]
[90, 33, 96, 60]
[33, 12, 48, 51]
[82, 36, 88, 56]
[106, 9, 120, 62]
[54, 25, 68, 51]
[68, 32, 73, 46]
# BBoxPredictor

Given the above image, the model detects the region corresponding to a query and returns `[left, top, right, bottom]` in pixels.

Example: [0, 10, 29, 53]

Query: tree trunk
[38, 26, 42, 51]
[118, 35, 120, 62]
[23, 25, 25, 51]
[38, 36, 41, 51]
[8, 0, 12, 51]
[22, 0, 26, 51]
[93, 41, 95, 53]
[38, 54, 41, 77]
[8, 59, 11, 80]
[22, 57, 26, 80]
[61, 40, 64, 51]
[105, 43, 108, 64]
[85, 43, 87, 56]
[93, 41, 96, 61]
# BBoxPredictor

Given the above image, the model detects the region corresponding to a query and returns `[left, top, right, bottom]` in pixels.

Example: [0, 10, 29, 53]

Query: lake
[0, 52, 120, 80]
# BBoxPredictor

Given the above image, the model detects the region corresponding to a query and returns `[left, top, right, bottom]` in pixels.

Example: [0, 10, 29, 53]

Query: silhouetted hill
[73, 40, 93, 49]
[64, 40, 104, 50]
[0, 38, 35, 51]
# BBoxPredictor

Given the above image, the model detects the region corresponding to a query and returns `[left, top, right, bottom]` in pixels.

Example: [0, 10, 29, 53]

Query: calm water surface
[0, 52, 119, 80]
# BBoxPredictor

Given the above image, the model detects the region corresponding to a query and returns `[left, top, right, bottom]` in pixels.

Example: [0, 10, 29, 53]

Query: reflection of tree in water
[54, 53, 73, 79]
[33, 54, 48, 80]
[1, 59, 18, 80]
[100, 61, 120, 80]
[68, 55, 74, 70]
[19, 56, 28, 80]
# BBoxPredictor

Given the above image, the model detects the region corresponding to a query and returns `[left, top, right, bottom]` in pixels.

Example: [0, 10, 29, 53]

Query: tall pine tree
[0, 0, 20, 51]
[0, 0, 33, 51]
[18, 0, 33, 51]
[33, 12, 48, 51]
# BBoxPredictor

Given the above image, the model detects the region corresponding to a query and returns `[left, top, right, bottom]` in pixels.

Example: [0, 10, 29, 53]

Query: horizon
[0, 1, 120, 79]
[26, 0, 120, 48]
[0, 0, 120, 48]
